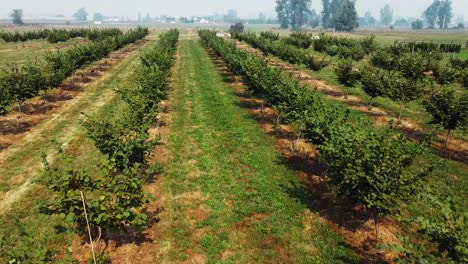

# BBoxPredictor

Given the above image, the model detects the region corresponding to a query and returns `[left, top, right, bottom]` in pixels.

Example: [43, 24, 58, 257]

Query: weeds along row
[234, 32, 468, 150]
[0, 27, 149, 115]
[0, 29, 179, 263]
[0, 28, 124, 43]
[200, 30, 466, 263]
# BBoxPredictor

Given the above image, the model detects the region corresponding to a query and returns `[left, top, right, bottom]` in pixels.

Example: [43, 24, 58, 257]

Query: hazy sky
[1, 0, 468, 20]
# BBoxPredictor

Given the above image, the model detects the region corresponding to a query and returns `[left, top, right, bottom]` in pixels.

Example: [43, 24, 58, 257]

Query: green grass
[0, 38, 88, 68]
[454, 48, 468, 59]
[156, 39, 357, 263]
[322, 31, 468, 45]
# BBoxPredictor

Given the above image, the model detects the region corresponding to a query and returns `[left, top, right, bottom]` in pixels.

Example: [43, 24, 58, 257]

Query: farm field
[0, 26, 467, 264]
[0, 38, 89, 68]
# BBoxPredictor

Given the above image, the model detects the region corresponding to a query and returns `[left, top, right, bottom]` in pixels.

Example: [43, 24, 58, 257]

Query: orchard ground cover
[0, 26, 466, 263]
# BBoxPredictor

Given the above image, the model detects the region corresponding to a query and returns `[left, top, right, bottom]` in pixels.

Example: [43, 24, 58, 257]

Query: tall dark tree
[331, 0, 359, 32]
[380, 4, 393, 26]
[290, 0, 312, 30]
[10, 9, 24, 25]
[423, 0, 453, 29]
[276, 0, 291, 29]
[321, 0, 332, 28]
[275, 0, 311, 31]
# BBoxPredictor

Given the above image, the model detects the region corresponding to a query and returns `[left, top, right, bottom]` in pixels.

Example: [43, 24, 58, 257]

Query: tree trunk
[276, 111, 281, 127]
[445, 129, 451, 149]
[398, 105, 403, 125]
[373, 210, 379, 241]
[18, 102, 23, 117]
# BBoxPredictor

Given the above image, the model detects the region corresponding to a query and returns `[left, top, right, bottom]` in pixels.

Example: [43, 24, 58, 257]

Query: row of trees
[0, 28, 123, 43]
[201, 29, 432, 240]
[333, 44, 468, 141]
[204, 30, 467, 263]
[39, 29, 179, 262]
[0, 27, 148, 115]
[233, 32, 330, 71]
[275, 0, 359, 31]
[240, 31, 467, 138]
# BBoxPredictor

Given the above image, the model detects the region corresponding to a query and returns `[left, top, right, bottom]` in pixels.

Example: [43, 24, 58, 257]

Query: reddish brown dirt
[0, 40, 148, 156]
[234, 40, 468, 165]
[208, 49, 401, 264]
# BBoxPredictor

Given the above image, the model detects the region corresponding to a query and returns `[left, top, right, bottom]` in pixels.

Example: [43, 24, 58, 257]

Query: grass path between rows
[153, 39, 357, 263]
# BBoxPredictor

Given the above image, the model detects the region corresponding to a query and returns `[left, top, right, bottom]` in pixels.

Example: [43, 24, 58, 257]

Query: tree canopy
[423, 0, 453, 29]
[276, 0, 313, 31]
[93, 13, 104, 22]
[10, 9, 24, 25]
[73, 7, 88, 22]
[380, 4, 393, 26]
[321, 0, 358, 31]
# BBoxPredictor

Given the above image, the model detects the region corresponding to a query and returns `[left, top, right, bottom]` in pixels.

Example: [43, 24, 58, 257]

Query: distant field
[0, 38, 89, 68]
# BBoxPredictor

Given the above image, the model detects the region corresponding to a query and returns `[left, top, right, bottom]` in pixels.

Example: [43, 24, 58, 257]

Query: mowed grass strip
[156, 39, 356, 263]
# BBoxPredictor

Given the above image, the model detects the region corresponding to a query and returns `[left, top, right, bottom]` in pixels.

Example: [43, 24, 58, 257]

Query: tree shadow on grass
[206, 47, 391, 264]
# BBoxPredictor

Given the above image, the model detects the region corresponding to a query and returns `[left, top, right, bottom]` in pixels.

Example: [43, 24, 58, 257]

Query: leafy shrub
[304, 56, 330, 71]
[432, 64, 460, 85]
[414, 196, 468, 263]
[449, 57, 468, 70]
[40, 145, 150, 236]
[230, 23, 244, 33]
[320, 128, 429, 219]
[283, 32, 313, 49]
[461, 71, 468, 89]
[335, 59, 361, 87]
[424, 89, 468, 143]
[260, 31, 279, 41]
